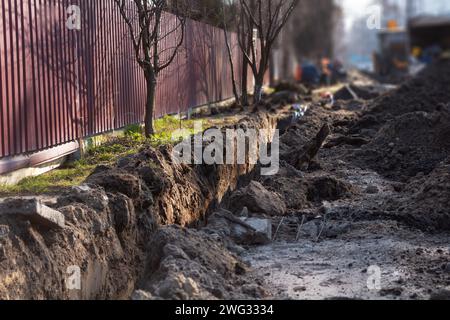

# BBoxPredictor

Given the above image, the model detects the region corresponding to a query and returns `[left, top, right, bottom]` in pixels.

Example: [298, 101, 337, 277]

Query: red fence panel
[0, 0, 258, 161]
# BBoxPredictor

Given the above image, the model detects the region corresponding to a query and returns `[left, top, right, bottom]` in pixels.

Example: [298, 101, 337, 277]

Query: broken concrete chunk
[240, 218, 272, 244]
[0, 198, 65, 229]
[229, 181, 287, 216]
[206, 210, 271, 245]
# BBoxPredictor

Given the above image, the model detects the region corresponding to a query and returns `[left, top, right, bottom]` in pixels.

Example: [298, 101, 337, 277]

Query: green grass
[0, 114, 241, 196]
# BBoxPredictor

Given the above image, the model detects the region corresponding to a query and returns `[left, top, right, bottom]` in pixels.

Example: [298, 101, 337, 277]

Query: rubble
[228, 181, 287, 216]
[205, 209, 272, 245]
[0, 198, 65, 229]
[1, 60, 450, 301]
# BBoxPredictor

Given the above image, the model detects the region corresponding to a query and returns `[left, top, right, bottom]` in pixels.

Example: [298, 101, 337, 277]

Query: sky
[341, 0, 375, 31]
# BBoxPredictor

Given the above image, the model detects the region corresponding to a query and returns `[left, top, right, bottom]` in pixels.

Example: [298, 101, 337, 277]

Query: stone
[206, 210, 272, 245]
[0, 198, 65, 229]
[240, 217, 272, 244]
[131, 290, 154, 301]
[229, 181, 287, 216]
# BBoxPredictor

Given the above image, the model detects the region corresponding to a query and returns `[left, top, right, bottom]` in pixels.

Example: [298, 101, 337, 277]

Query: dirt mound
[354, 107, 450, 181]
[0, 184, 156, 299]
[137, 225, 267, 300]
[273, 81, 310, 96]
[390, 160, 450, 231]
[366, 60, 450, 122]
[228, 181, 287, 216]
[262, 174, 309, 211]
[306, 176, 355, 203]
[334, 85, 380, 101]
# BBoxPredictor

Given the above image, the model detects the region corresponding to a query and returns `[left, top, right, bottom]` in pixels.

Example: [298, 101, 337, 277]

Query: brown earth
[1, 60, 450, 300]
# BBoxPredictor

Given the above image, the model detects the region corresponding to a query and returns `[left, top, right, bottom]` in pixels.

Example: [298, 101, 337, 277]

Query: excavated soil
[243, 60, 450, 300]
[1, 60, 450, 300]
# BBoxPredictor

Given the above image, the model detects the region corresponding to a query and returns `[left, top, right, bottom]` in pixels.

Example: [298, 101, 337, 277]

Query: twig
[295, 215, 306, 242]
[273, 217, 285, 241]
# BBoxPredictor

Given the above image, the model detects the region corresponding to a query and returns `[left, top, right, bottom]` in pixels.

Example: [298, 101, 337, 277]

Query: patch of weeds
[0, 113, 245, 196]
[0, 162, 96, 195]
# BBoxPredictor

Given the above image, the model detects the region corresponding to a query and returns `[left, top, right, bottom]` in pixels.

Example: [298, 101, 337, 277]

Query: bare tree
[114, 0, 187, 136]
[238, 0, 298, 103]
[222, 3, 241, 105]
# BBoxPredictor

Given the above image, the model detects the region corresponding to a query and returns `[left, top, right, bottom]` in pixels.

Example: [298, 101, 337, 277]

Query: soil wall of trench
[0, 111, 283, 300]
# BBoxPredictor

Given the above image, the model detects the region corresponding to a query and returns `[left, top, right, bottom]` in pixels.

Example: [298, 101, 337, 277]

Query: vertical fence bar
[0, 0, 258, 162]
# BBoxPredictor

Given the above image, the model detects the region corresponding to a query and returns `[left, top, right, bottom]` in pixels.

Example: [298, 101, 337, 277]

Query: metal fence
[0, 0, 253, 160]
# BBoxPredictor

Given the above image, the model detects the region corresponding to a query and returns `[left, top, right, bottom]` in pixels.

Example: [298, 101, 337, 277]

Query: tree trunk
[223, 28, 240, 106]
[241, 52, 249, 106]
[144, 73, 156, 137]
[254, 73, 264, 103]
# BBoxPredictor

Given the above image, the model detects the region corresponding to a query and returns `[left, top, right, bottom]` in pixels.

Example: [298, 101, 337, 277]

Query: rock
[240, 217, 272, 245]
[229, 181, 287, 216]
[131, 290, 154, 301]
[293, 286, 307, 292]
[0, 198, 65, 229]
[366, 185, 380, 194]
[206, 210, 272, 245]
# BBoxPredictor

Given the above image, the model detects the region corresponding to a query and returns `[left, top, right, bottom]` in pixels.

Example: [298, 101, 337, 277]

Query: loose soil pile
[1, 60, 450, 300]
[349, 60, 450, 182]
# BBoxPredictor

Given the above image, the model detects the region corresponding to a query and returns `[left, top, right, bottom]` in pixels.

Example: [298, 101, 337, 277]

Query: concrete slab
[0, 198, 65, 229]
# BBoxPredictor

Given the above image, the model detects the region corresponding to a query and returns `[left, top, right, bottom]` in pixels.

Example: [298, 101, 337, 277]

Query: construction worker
[321, 57, 332, 86]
